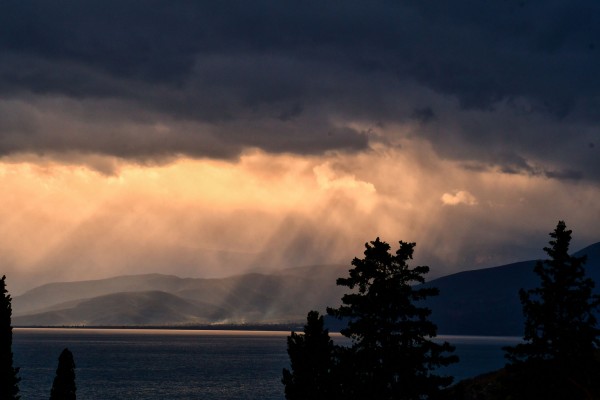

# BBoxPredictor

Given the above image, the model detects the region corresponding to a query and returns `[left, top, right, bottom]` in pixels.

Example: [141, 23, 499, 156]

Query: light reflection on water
[16, 327, 293, 336]
[13, 328, 519, 399]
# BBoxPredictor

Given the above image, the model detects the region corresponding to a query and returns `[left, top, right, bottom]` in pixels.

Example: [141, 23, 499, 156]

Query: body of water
[13, 328, 520, 399]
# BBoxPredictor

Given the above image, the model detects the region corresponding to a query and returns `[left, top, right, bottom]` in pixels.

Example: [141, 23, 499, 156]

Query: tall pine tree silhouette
[282, 311, 336, 400]
[327, 238, 457, 400]
[504, 221, 600, 398]
[50, 348, 76, 400]
[0, 275, 20, 399]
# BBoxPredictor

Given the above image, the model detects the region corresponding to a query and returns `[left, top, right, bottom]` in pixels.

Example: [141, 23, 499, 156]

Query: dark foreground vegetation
[2, 221, 600, 399]
[283, 238, 458, 400]
[284, 221, 600, 399]
[442, 221, 600, 400]
[1, 275, 20, 399]
[1, 275, 77, 399]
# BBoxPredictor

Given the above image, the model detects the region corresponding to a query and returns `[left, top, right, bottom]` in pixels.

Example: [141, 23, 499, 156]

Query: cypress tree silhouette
[0, 275, 20, 400]
[327, 238, 457, 400]
[50, 348, 76, 400]
[504, 221, 600, 398]
[282, 311, 336, 400]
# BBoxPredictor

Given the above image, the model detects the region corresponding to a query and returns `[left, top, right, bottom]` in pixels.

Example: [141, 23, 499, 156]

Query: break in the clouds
[0, 0, 599, 180]
[441, 191, 478, 206]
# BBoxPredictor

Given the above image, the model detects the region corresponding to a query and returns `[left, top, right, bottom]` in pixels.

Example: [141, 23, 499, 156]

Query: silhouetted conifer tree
[0, 275, 20, 399]
[50, 348, 76, 400]
[504, 221, 600, 398]
[327, 238, 457, 400]
[282, 311, 336, 400]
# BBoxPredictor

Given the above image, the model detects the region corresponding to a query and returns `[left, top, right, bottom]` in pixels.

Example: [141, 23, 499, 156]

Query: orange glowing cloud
[2, 138, 600, 294]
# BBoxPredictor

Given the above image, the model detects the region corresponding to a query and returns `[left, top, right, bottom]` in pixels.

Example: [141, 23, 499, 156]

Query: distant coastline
[14, 323, 306, 332]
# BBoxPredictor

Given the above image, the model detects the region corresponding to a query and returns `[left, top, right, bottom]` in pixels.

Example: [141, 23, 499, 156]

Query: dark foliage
[438, 368, 509, 400]
[0, 275, 20, 400]
[503, 221, 600, 398]
[325, 238, 457, 400]
[50, 348, 76, 400]
[282, 311, 337, 400]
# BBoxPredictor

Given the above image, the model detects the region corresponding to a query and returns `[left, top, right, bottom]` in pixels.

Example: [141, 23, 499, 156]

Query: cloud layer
[0, 1, 599, 180]
[1, 1, 599, 292]
[2, 147, 599, 293]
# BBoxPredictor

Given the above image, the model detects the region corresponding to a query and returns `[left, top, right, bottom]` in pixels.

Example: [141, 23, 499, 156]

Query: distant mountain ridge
[13, 273, 189, 315]
[423, 241, 600, 336]
[12, 242, 600, 335]
[12, 265, 349, 327]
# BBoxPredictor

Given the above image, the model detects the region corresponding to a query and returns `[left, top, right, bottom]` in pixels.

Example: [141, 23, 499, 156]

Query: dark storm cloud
[411, 107, 436, 124]
[1, 0, 599, 179]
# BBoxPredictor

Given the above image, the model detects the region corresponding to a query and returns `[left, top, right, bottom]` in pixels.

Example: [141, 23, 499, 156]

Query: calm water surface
[13, 328, 520, 399]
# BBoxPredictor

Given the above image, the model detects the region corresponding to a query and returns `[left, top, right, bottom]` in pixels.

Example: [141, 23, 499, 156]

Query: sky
[1, 1, 600, 294]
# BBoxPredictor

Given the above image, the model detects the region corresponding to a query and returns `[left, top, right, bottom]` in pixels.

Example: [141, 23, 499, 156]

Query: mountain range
[12, 265, 349, 327]
[423, 241, 600, 336]
[12, 242, 600, 336]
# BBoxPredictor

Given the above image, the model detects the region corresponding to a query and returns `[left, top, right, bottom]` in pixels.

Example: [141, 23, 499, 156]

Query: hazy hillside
[12, 265, 349, 326]
[424, 241, 600, 336]
[13, 291, 228, 326]
[12, 274, 189, 315]
[12, 243, 600, 332]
